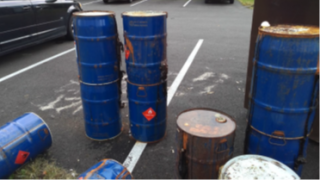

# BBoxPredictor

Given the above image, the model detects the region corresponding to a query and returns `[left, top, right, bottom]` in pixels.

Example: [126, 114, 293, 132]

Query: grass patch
[238, 0, 254, 8]
[9, 156, 77, 179]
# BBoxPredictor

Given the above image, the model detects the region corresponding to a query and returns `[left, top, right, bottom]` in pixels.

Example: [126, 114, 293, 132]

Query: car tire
[128, 0, 133, 3]
[103, 0, 109, 3]
[230, 0, 234, 4]
[66, 13, 74, 40]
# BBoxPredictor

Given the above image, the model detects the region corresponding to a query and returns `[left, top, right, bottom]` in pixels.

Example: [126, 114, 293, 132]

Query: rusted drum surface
[0, 113, 52, 178]
[176, 109, 236, 179]
[127, 80, 167, 142]
[73, 11, 122, 141]
[73, 11, 121, 84]
[219, 155, 300, 180]
[78, 159, 133, 179]
[245, 25, 319, 175]
[122, 11, 167, 84]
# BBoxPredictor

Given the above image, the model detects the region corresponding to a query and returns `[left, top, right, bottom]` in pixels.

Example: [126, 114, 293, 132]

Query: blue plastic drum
[245, 25, 319, 175]
[122, 11, 168, 84]
[78, 159, 133, 179]
[73, 11, 120, 84]
[0, 113, 52, 178]
[127, 80, 167, 142]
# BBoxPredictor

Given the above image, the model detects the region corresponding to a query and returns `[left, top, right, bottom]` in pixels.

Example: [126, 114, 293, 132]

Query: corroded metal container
[73, 11, 122, 141]
[122, 11, 168, 84]
[176, 109, 236, 179]
[219, 155, 300, 180]
[127, 80, 167, 142]
[245, 25, 319, 175]
[0, 113, 52, 178]
[78, 159, 133, 179]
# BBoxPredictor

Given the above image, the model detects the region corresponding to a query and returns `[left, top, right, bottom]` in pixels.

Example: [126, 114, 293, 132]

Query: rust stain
[182, 133, 188, 150]
[121, 171, 131, 179]
[115, 168, 127, 179]
[316, 57, 319, 75]
[124, 34, 135, 64]
[94, 65, 97, 68]
[84, 159, 107, 179]
[259, 25, 319, 38]
[44, 128, 49, 135]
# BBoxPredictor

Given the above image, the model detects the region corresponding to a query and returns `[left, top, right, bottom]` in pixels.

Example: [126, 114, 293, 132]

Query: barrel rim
[122, 10, 167, 17]
[220, 154, 300, 179]
[73, 10, 115, 17]
[176, 108, 236, 138]
[259, 25, 319, 38]
[85, 128, 122, 141]
[28, 112, 53, 142]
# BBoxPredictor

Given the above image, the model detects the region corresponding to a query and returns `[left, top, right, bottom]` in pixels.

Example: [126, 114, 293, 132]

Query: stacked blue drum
[122, 11, 168, 142]
[78, 159, 133, 179]
[0, 113, 52, 178]
[73, 11, 122, 141]
[245, 25, 319, 175]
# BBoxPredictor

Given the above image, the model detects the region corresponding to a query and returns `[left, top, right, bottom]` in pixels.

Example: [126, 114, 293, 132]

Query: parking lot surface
[0, 0, 318, 179]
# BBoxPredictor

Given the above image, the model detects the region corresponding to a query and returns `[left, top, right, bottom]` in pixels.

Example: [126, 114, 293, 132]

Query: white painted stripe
[0, 48, 75, 83]
[130, 0, 148, 7]
[123, 39, 204, 173]
[82, 0, 101, 6]
[167, 39, 203, 105]
[183, 0, 192, 7]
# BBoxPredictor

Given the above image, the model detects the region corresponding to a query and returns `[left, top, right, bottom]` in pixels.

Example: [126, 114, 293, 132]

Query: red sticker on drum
[143, 107, 156, 121]
[15, 150, 30, 164]
[125, 49, 130, 60]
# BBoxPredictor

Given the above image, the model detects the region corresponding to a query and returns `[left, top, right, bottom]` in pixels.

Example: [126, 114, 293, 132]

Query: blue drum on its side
[127, 81, 167, 142]
[122, 11, 168, 84]
[80, 80, 122, 140]
[73, 11, 120, 84]
[0, 113, 52, 178]
[245, 25, 319, 175]
[78, 159, 133, 179]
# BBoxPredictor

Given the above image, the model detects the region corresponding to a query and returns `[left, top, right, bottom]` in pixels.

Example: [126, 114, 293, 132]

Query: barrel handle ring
[215, 138, 230, 154]
[137, 87, 147, 97]
[268, 131, 287, 146]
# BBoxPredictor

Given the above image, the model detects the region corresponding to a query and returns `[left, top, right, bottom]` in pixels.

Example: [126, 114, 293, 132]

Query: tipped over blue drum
[73, 11, 120, 84]
[127, 81, 167, 142]
[73, 11, 122, 141]
[122, 11, 168, 84]
[245, 25, 319, 175]
[0, 113, 52, 178]
[78, 159, 133, 179]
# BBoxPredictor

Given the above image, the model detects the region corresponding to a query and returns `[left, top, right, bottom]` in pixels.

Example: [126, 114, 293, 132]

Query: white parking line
[82, 0, 101, 6]
[122, 39, 204, 173]
[0, 48, 75, 83]
[130, 0, 148, 6]
[183, 0, 192, 7]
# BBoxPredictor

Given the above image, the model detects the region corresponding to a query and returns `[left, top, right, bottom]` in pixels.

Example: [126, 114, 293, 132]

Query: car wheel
[66, 13, 74, 40]
[103, 0, 109, 3]
[230, 0, 234, 4]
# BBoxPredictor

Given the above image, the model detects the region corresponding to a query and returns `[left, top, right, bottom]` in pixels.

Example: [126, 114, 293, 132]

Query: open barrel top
[73, 11, 114, 17]
[122, 11, 167, 17]
[176, 109, 236, 138]
[259, 25, 319, 37]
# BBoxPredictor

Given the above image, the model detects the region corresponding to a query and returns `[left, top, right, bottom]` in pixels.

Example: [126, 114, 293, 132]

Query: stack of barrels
[245, 25, 319, 175]
[73, 11, 123, 141]
[122, 11, 168, 143]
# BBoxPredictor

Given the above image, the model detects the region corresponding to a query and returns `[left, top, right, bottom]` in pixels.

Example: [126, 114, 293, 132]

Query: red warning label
[143, 108, 156, 121]
[15, 150, 30, 164]
[125, 46, 130, 60]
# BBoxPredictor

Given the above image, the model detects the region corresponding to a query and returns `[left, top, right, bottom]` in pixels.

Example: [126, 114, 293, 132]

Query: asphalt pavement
[0, 0, 318, 179]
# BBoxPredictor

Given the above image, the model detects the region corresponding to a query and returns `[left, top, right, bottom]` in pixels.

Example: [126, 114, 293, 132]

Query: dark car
[0, 0, 82, 56]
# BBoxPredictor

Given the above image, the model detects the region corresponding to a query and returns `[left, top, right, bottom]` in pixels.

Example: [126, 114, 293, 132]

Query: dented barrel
[245, 25, 319, 175]
[78, 159, 133, 179]
[176, 109, 236, 179]
[122, 11, 168, 84]
[0, 113, 52, 178]
[127, 80, 167, 142]
[73, 11, 122, 141]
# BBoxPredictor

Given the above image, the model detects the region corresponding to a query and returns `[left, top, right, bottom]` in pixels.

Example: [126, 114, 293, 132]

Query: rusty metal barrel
[0, 113, 52, 178]
[176, 108, 236, 179]
[245, 25, 319, 175]
[219, 155, 300, 180]
[78, 159, 133, 179]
